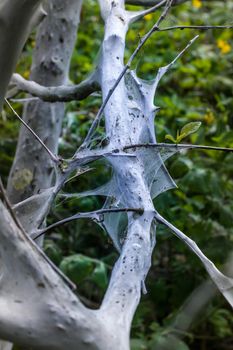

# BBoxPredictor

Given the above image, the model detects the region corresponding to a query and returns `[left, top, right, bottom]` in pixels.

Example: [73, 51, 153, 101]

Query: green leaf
[91, 261, 108, 289]
[44, 240, 62, 266]
[59, 254, 108, 288]
[165, 122, 201, 144]
[59, 254, 95, 285]
[165, 134, 177, 143]
[209, 309, 233, 338]
[179, 121, 202, 141]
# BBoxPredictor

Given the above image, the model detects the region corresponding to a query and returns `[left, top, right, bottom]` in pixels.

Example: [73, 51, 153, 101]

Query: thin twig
[122, 142, 233, 152]
[70, 142, 233, 172]
[81, 0, 174, 148]
[10, 97, 39, 103]
[81, 3, 233, 149]
[128, 0, 167, 23]
[126, 0, 174, 62]
[159, 24, 233, 32]
[32, 207, 144, 240]
[126, 0, 197, 6]
[4, 98, 59, 163]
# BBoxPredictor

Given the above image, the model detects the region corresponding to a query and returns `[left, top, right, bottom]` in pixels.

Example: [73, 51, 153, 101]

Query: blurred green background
[2, 0, 233, 349]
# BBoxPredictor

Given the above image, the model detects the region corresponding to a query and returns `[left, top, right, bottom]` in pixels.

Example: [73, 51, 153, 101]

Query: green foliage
[60, 254, 108, 289]
[149, 334, 190, 350]
[131, 338, 147, 350]
[209, 308, 233, 338]
[44, 240, 63, 266]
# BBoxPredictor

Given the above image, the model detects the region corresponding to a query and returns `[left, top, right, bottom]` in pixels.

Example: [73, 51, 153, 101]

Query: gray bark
[0, 342, 12, 350]
[0, 200, 109, 350]
[11, 72, 99, 102]
[7, 0, 83, 205]
[0, 1, 42, 348]
[2, 1, 83, 348]
[0, 0, 42, 109]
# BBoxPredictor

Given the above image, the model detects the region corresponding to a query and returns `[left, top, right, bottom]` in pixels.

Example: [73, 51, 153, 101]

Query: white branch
[155, 212, 233, 308]
[11, 73, 100, 102]
[127, 0, 166, 24]
[0, 201, 93, 347]
[32, 207, 144, 240]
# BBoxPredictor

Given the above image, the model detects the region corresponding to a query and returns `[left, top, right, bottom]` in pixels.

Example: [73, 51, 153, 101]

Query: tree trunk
[95, 2, 156, 347]
[1, 0, 83, 348]
[7, 0, 83, 205]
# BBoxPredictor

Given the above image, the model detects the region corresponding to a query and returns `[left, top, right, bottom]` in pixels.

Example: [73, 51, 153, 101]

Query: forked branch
[11, 73, 100, 102]
[32, 207, 144, 240]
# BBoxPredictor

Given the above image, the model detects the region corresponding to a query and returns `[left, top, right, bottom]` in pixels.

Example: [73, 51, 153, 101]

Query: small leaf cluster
[165, 121, 202, 143]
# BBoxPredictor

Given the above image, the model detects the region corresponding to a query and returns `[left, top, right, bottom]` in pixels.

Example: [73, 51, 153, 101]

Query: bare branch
[126, 0, 168, 5]
[32, 207, 144, 240]
[4, 98, 59, 163]
[159, 24, 233, 32]
[11, 73, 100, 102]
[126, 0, 210, 6]
[123, 142, 233, 153]
[127, 0, 167, 23]
[8, 97, 39, 103]
[69, 142, 233, 178]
